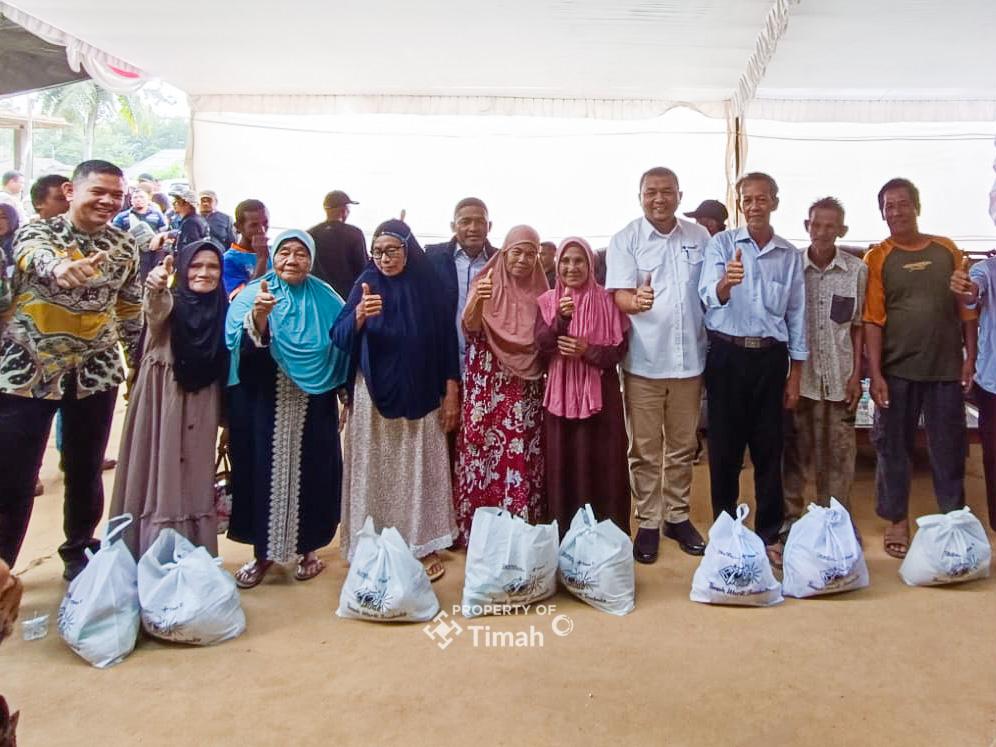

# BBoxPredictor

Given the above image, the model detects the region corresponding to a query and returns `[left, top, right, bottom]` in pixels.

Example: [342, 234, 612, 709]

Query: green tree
[38, 81, 137, 160]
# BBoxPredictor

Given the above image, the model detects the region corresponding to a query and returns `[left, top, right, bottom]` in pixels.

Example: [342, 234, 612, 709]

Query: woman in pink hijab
[536, 237, 631, 536]
[453, 225, 549, 544]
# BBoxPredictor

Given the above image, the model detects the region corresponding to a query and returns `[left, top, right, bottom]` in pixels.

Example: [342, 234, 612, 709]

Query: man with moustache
[866, 177, 976, 559]
[606, 167, 712, 563]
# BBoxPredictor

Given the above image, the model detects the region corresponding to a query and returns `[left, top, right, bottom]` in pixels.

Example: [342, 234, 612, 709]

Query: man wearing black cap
[308, 190, 367, 299]
[684, 199, 728, 237]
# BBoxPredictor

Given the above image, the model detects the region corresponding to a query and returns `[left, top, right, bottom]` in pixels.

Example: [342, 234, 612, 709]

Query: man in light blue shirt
[697, 171, 807, 564]
[606, 166, 712, 563]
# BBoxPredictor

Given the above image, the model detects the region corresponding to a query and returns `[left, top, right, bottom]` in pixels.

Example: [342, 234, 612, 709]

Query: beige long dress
[109, 287, 223, 557]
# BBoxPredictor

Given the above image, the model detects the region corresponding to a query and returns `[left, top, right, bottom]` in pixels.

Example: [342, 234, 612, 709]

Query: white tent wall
[189, 109, 730, 246]
[743, 120, 996, 252]
[190, 109, 995, 252]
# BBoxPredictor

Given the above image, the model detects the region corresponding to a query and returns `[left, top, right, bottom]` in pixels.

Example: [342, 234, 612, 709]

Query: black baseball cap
[683, 199, 729, 223]
[324, 190, 358, 209]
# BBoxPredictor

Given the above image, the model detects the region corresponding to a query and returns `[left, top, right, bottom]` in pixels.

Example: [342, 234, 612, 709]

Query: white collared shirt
[605, 216, 710, 378]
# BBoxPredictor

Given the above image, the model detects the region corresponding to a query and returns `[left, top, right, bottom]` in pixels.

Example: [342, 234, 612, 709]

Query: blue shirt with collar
[452, 245, 490, 370]
[698, 225, 808, 361]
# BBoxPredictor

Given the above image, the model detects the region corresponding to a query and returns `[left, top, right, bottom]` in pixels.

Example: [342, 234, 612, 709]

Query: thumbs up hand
[633, 271, 654, 313]
[949, 255, 977, 300]
[475, 268, 495, 302]
[54, 250, 109, 289]
[558, 290, 575, 319]
[145, 254, 174, 292]
[355, 281, 383, 327]
[726, 248, 745, 285]
[252, 278, 278, 324]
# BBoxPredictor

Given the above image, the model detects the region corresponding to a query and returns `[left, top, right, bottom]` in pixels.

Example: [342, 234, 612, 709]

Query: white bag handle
[102, 513, 134, 547]
[583, 504, 597, 528]
[735, 504, 750, 524]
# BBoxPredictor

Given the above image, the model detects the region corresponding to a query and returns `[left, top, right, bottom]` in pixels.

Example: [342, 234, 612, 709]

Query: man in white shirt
[0, 171, 26, 223]
[606, 167, 712, 563]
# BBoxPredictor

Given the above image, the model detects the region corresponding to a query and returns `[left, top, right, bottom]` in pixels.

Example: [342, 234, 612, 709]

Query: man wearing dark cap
[198, 190, 237, 249]
[684, 199, 728, 237]
[308, 190, 367, 298]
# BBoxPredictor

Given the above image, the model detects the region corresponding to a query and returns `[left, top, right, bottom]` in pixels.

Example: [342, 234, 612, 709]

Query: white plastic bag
[782, 498, 869, 598]
[558, 505, 635, 615]
[461, 507, 558, 618]
[336, 517, 439, 622]
[899, 506, 992, 586]
[137, 529, 246, 645]
[690, 504, 783, 607]
[58, 514, 140, 668]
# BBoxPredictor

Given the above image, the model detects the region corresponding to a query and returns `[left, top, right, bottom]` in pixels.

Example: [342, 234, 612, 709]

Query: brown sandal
[422, 553, 445, 583]
[234, 559, 273, 589]
[883, 521, 909, 559]
[294, 554, 325, 582]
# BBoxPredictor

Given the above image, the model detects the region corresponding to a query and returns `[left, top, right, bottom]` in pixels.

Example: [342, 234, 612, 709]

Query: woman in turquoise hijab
[225, 229, 349, 588]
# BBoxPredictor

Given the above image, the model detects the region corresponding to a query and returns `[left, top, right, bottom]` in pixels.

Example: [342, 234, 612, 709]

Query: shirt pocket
[829, 294, 856, 324]
[761, 278, 788, 317]
[680, 246, 704, 284]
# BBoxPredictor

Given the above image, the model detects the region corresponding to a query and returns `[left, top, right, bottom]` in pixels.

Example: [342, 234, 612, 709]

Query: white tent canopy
[2, 0, 994, 251]
[3, 0, 995, 122]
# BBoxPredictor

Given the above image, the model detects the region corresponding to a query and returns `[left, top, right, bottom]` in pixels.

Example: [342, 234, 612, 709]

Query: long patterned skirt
[453, 333, 544, 546]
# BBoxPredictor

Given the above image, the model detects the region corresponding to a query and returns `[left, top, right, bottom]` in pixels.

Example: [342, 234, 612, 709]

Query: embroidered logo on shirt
[902, 261, 932, 272]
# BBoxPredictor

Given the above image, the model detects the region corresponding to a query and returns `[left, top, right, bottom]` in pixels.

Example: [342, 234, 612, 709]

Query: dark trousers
[871, 376, 965, 522]
[0, 382, 117, 570]
[704, 336, 789, 545]
[977, 384, 996, 530]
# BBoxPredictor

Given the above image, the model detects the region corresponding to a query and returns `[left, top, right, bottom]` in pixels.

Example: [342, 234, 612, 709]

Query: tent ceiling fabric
[0, 14, 86, 96]
[3, 0, 996, 121]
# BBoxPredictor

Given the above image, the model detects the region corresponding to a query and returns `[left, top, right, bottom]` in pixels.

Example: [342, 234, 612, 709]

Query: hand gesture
[724, 248, 745, 288]
[949, 256, 976, 298]
[253, 279, 277, 322]
[250, 233, 268, 258]
[475, 268, 494, 302]
[54, 251, 107, 289]
[145, 254, 174, 292]
[557, 335, 588, 358]
[558, 292, 575, 319]
[355, 282, 383, 326]
[633, 273, 654, 312]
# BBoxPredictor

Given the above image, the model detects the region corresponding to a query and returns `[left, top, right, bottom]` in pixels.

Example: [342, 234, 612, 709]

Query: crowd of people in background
[0, 158, 992, 600]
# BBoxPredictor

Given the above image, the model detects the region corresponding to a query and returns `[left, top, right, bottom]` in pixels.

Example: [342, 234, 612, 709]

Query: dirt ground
[2, 396, 995, 747]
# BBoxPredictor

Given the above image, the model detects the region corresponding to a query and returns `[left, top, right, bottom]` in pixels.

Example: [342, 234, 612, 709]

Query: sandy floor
[2, 396, 995, 747]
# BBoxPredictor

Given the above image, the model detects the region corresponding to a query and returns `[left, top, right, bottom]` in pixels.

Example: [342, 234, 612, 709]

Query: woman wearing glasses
[333, 219, 460, 581]
[453, 225, 550, 544]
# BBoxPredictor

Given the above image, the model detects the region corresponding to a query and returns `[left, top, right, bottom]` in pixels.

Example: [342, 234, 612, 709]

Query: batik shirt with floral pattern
[0, 215, 141, 399]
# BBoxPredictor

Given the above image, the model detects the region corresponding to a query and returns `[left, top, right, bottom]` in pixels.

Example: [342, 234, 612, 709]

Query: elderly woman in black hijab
[110, 238, 229, 557]
[332, 219, 460, 581]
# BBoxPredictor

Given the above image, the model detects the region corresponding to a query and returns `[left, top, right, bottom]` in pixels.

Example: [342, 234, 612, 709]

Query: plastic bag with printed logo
[899, 506, 991, 586]
[461, 507, 558, 618]
[690, 504, 782, 607]
[782, 498, 869, 598]
[558, 504, 634, 615]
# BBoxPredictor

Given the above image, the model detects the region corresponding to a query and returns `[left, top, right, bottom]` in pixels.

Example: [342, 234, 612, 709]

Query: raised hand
[355, 281, 383, 327]
[558, 291, 575, 319]
[253, 279, 278, 323]
[54, 250, 107, 289]
[725, 247, 745, 287]
[949, 256, 976, 298]
[476, 268, 494, 302]
[145, 254, 174, 292]
[633, 272, 654, 312]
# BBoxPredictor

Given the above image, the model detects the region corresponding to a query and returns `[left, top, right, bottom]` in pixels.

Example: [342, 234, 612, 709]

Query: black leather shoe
[633, 527, 659, 564]
[662, 520, 707, 556]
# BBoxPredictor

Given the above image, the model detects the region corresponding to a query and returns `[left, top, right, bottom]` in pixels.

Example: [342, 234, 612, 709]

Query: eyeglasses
[372, 246, 403, 260]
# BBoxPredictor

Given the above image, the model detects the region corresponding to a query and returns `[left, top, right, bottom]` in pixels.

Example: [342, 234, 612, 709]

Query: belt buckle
[743, 336, 762, 349]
